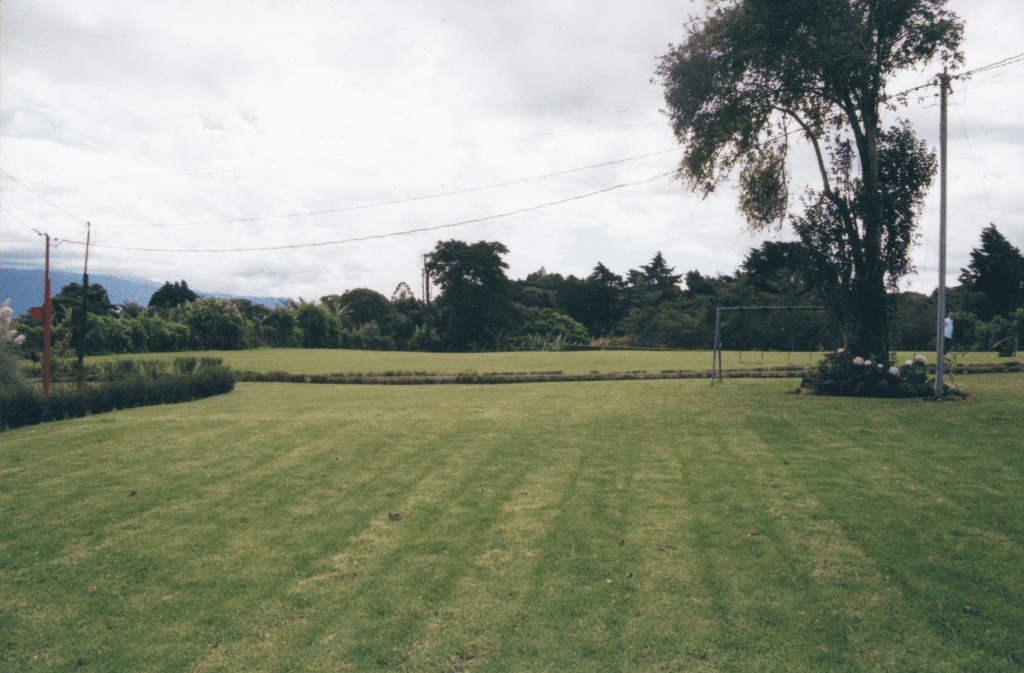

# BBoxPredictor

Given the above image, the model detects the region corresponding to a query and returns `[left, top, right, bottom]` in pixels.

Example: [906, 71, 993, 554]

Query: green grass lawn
[2, 374, 1022, 671]
[85, 348, 1021, 377]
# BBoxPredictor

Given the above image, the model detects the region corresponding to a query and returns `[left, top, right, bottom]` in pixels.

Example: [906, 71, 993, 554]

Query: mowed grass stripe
[231, 385, 590, 671]
[2, 376, 1023, 671]
[739, 379, 1024, 669]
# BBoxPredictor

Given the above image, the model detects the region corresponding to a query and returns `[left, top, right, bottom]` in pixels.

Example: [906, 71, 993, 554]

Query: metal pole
[711, 307, 722, 385]
[935, 71, 948, 400]
[44, 235, 51, 393]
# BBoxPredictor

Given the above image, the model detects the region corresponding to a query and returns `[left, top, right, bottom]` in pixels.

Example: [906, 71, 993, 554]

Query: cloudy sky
[2, 0, 1022, 304]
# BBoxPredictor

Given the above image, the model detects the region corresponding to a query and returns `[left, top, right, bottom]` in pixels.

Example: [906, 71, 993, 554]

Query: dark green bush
[173, 356, 198, 373]
[1, 366, 235, 431]
[802, 351, 933, 398]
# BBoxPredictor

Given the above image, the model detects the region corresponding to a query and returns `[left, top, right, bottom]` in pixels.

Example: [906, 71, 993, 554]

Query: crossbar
[711, 306, 826, 384]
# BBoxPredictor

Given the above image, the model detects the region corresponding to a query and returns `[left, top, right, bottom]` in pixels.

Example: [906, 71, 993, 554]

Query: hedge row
[1, 366, 235, 431]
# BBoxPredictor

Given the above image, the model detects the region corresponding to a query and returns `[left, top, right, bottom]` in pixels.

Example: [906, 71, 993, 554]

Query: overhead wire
[30, 121, 667, 191]
[8, 51, 1024, 257]
[55, 171, 675, 253]
[1, 172, 88, 225]
[101, 147, 684, 228]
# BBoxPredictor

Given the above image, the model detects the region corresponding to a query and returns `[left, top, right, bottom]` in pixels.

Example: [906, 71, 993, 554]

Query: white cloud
[1, 0, 1021, 304]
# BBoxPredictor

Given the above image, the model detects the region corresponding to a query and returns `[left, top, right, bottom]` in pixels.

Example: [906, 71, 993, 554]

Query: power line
[957, 50, 1024, 78]
[0, 205, 45, 236]
[0, 172, 88, 225]
[56, 171, 674, 253]
[30, 121, 668, 191]
[102, 148, 683, 228]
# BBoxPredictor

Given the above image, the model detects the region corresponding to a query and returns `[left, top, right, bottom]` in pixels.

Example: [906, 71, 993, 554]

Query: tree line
[12, 224, 1023, 358]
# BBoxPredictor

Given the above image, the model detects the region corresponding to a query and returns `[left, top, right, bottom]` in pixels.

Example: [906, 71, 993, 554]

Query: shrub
[802, 350, 933, 398]
[296, 303, 339, 348]
[0, 365, 235, 431]
[1, 299, 28, 390]
[181, 298, 248, 350]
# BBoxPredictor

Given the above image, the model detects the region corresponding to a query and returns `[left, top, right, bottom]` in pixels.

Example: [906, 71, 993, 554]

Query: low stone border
[234, 360, 1020, 385]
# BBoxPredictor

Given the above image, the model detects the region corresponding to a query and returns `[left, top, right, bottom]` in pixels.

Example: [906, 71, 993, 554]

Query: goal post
[711, 306, 827, 385]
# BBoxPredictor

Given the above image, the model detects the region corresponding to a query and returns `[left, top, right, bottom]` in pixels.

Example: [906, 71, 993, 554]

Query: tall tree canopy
[958, 224, 1024, 321]
[148, 280, 198, 309]
[425, 240, 518, 350]
[655, 0, 962, 355]
[51, 282, 116, 319]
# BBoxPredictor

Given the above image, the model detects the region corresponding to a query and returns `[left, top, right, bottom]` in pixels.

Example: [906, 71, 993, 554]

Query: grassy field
[2, 372, 1022, 671]
[85, 348, 1021, 376]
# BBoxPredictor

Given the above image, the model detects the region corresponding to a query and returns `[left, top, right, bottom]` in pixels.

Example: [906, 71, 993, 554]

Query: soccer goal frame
[711, 306, 827, 385]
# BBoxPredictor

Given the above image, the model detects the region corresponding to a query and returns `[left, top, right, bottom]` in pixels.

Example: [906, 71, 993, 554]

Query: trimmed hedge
[1, 366, 235, 431]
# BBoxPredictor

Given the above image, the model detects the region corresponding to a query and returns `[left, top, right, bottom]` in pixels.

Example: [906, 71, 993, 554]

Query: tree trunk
[851, 275, 889, 357]
[852, 106, 890, 358]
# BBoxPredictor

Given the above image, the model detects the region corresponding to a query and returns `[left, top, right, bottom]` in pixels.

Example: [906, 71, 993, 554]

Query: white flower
[914, 354, 927, 363]
[877, 363, 884, 369]
[13, 335, 25, 345]
[853, 357, 865, 365]
[0, 306, 12, 321]
[889, 366, 901, 376]
[837, 348, 845, 353]
[904, 360, 914, 367]
[864, 360, 872, 366]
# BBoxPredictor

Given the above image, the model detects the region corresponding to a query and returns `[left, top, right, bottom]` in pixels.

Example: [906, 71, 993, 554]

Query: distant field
[86, 348, 1020, 376]
[2, 375, 1022, 670]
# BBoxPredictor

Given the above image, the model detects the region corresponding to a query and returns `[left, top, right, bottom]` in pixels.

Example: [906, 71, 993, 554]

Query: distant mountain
[0, 268, 287, 317]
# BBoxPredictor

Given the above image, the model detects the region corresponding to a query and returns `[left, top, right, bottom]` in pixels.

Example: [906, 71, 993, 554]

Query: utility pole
[422, 254, 431, 306]
[77, 222, 91, 383]
[44, 235, 51, 393]
[935, 71, 949, 400]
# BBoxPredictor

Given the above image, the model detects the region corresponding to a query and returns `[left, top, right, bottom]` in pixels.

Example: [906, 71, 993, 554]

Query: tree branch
[777, 106, 863, 266]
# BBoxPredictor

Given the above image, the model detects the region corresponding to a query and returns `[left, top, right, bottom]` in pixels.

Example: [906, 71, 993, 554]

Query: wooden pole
[77, 222, 91, 383]
[44, 235, 51, 393]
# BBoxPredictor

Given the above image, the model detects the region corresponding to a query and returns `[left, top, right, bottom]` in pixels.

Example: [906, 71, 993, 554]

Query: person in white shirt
[944, 312, 954, 351]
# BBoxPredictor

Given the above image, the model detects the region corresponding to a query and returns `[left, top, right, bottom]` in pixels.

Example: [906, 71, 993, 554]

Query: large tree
[425, 240, 518, 350]
[51, 282, 116, 320]
[655, 0, 962, 356]
[148, 280, 198, 310]
[958, 224, 1024, 321]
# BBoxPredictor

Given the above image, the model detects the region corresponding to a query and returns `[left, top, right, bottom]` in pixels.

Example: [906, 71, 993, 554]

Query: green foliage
[0, 363, 234, 431]
[117, 299, 147, 319]
[260, 307, 297, 347]
[426, 239, 518, 351]
[178, 297, 248, 350]
[513, 308, 589, 349]
[295, 302, 339, 348]
[504, 333, 563, 352]
[147, 279, 198, 309]
[958, 224, 1024, 320]
[803, 351, 933, 398]
[409, 325, 444, 352]
[626, 301, 708, 349]
[0, 299, 28, 390]
[51, 281, 117, 318]
[655, 0, 963, 356]
[334, 288, 391, 327]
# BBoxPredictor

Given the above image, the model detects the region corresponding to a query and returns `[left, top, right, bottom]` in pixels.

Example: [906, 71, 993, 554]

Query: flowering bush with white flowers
[1, 299, 28, 390]
[801, 348, 932, 397]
